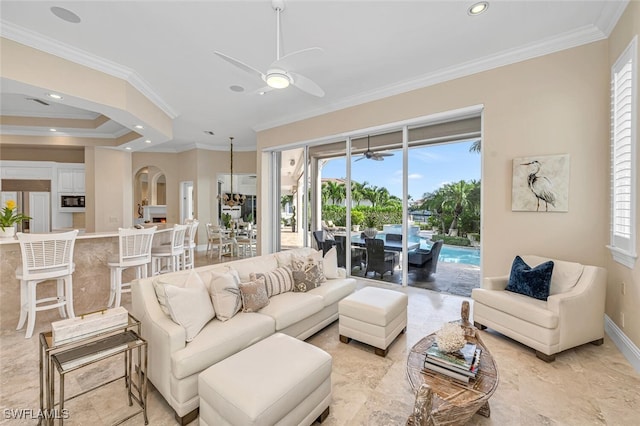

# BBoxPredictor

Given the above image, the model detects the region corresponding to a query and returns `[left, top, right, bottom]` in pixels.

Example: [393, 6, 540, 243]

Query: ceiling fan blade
[354, 156, 366, 162]
[371, 155, 385, 161]
[272, 47, 324, 71]
[378, 152, 394, 157]
[289, 72, 324, 97]
[214, 51, 265, 80]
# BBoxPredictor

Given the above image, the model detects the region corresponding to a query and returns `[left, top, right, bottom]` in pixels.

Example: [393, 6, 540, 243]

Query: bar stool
[15, 230, 79, 338]
[107, 226, 156, 308]
[151, 224, 187, 275]
[182, 219, 199, 269]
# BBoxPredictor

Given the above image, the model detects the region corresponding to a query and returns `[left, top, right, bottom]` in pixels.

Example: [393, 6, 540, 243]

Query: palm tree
[325, 181, 346, 205]
[443, 180, 474, 236]
[469, 139, 481, 153]
[351, 180, 369, 206]
[419, 190, 447, 234]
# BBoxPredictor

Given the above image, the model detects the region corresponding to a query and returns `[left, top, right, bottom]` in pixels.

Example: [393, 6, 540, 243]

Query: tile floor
[1, 251, 639, 425]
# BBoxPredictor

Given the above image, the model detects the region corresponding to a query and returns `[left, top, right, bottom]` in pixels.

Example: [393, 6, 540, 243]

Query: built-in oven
[60, 194, 85, 209]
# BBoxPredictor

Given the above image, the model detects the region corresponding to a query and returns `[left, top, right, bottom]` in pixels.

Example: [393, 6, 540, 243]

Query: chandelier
[219, 137, 246, 207]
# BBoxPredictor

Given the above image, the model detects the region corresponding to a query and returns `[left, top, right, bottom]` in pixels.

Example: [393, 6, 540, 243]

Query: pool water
[420, 241, 480, 266]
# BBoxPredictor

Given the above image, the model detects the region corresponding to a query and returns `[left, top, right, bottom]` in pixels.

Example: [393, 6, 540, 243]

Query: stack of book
[423, 341, 482, 383]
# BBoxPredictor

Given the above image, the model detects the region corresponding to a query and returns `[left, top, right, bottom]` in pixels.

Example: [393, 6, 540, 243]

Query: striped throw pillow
[252, 266, 294, 298]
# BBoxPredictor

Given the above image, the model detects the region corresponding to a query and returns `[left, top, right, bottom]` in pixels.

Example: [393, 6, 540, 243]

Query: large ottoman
[338, 286, 408, 357]
[198, 333, 332, 426]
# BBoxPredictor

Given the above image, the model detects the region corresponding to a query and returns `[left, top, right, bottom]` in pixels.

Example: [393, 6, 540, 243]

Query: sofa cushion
[506, 256, 553, 301]
[274, 247, 318, 268]
[253, 266, 294, 297]
[205, 270, 242, 321]
[171, 312, 275, 379]
[257, 292, 324, 330]
[472, 288, 559, 329]
[239, 276, 270, 313]
[307, 278, 357, 307]
[229, 255, 278, 282]
[292, 251, 326, 292]
[522, 255, 584, 295]
[164, 279, 215, 342]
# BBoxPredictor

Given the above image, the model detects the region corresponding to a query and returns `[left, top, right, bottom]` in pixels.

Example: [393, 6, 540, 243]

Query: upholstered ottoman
[338, 286, 408, 356]
[198, 333, 332, 426]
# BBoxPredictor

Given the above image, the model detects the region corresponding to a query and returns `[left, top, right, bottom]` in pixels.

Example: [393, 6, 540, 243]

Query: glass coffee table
[406, 302, 499, 425]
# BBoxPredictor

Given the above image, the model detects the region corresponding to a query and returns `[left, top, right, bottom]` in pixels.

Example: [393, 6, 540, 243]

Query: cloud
[410, 151, 445, 163]
[408, 173, 423, 179]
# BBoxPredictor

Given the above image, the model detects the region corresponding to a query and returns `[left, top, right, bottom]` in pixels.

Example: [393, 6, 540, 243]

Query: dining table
[350, 234, 420, 252]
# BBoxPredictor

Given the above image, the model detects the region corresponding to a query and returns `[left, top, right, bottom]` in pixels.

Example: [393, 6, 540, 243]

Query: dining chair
[15, 229, 79, 338]
[151, 224, 188, 275]
[107, 226, 156, 308]
[206, 223, 236, 259]
[236, 227, 257, 257]
[364, 238, 396, 278]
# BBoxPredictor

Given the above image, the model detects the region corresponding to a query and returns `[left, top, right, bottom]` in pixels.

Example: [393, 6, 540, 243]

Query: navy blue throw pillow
[505, 256, 554, 301]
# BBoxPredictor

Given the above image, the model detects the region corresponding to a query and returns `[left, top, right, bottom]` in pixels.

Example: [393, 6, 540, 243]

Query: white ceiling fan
[214, 0, 324, 97]
[355, 135, 394, 162]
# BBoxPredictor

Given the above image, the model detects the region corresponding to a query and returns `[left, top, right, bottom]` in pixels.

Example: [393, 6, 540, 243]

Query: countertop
[0, 223, 174, 245]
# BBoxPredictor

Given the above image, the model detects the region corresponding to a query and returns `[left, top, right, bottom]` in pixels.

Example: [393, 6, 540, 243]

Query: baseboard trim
[605, 315, 640, 373]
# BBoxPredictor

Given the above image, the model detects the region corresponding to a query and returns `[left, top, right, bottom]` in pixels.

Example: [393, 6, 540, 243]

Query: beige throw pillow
[323, 246, 339, 279]
[153, 270, 209, 317]
[163, 279, 215, 342]
[207, 270, 242, 321]
[291, 251, 326, 292]
[252, 266, 294, 297]
[239, 277, 270, 312]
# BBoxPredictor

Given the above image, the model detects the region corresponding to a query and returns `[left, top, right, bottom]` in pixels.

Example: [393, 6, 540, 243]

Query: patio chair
[334, 235, 365, 270]
[313, 230, 335, 254]
[364, 238, 396, 278]
[408, 240, 443, 278]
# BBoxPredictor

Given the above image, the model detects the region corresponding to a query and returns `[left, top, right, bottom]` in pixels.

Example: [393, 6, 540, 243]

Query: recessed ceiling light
[49, 128, 57, 132]
[468, 1, 489, 16]
[229, 85, 245, 92]
[134, 124, 144, 129]
[125, 147, 132, 150]
[145, 139, 151, 144]
[47, 93, 63, 100]
[50, 6, 81, 23]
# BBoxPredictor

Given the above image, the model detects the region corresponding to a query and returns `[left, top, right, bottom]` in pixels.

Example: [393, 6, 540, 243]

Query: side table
[39, 313, 148, 425]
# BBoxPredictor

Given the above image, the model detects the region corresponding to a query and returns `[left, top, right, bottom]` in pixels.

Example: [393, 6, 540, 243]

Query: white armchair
[471, 255, 607, 362]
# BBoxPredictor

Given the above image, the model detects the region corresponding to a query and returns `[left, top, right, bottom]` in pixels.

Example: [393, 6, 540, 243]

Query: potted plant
[363, 215, 377, 238]
[0, 200, 31, 238]
[351, 210, 365, 232]
[221, 213, 232, 229]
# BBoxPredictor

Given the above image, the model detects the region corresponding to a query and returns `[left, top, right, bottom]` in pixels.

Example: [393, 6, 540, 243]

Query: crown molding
[0, 21, 179, 120]
[254, 23, 607, 132]
[596, 0, 629, 37]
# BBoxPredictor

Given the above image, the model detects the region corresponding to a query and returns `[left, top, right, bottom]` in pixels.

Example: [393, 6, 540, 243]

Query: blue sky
[321, 140, 480, 200]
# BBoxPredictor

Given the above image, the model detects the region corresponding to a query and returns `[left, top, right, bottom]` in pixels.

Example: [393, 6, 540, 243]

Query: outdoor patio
[280, 229, 481, 298]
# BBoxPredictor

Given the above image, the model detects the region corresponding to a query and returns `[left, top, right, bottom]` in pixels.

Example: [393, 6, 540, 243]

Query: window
[609, 36, 638, 268]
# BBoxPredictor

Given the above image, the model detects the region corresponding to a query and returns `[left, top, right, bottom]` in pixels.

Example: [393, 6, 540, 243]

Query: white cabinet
[58, 168, 85, 194]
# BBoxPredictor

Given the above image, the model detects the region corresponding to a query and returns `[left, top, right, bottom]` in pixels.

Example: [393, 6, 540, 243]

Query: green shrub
[351, 210, 365, 226]
[431, 234, 471, 247]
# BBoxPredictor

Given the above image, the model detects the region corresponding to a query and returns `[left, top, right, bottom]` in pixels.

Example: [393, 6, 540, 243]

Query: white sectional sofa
[131, 247, 356, 424]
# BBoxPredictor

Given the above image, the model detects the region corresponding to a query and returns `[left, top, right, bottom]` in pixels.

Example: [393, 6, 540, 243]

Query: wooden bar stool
[107, 226, 156, 308]
[15, 230, 79, 338]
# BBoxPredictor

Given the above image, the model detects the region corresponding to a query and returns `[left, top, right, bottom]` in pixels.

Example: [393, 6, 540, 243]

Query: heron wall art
[512, 154, 570, 212]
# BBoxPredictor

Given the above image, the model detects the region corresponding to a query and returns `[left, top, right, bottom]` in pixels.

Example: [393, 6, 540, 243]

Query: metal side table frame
[39, 313, 148, 425]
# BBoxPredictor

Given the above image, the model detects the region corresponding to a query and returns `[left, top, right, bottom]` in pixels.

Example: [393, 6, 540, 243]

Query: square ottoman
[338, 286, 408, 357]
[198, 333, 332, 426]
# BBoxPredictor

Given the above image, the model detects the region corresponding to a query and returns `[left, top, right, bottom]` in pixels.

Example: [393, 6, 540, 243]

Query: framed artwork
[512, 154, 570, 212]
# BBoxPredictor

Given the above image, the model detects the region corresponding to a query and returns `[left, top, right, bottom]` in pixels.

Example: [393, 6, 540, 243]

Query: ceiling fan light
[266, 72, 290, 89]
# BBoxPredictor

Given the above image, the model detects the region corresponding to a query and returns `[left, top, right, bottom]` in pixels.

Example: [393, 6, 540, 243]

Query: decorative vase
[0, 226, 16, 239]
[363, 227, 377, 239]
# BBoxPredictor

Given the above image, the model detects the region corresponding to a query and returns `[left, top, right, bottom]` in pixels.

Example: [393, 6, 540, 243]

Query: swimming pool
[420, 241, 480, 266]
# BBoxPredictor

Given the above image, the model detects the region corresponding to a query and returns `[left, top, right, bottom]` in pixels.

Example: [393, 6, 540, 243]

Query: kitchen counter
[0, 224, 176, 332]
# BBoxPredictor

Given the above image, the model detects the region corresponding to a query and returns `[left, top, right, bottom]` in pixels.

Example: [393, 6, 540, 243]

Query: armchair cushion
[521, 255, 584, 295]
[506, 255, 554, 301]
